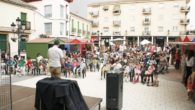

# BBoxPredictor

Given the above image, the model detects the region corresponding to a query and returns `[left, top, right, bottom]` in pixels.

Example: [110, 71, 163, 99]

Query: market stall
[26, 38, 65, 59]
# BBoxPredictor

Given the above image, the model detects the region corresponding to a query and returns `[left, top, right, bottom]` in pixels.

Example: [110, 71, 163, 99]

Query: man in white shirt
[48, 39, 64, 78]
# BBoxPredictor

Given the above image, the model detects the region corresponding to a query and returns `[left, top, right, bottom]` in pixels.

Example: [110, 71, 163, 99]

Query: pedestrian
[48, 39, 64, 78]
[184, 50, 194, 87]
[186, 71, 195, 100]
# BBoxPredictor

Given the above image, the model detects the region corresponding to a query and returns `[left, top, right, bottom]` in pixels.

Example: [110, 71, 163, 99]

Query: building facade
[69, 12, 91, 39]
[88, 0, 190, 47]
[23, 0, 72, 38]
[0, 0, 37, 57]
[187, 0, 195, 31]
[0, 0, 73, 57]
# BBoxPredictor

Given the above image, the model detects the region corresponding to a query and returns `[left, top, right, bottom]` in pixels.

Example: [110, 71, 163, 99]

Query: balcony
[71, 28, 76, 33]
[142, 8, 151, 14]
[90, 11, 99, 17]
[113, 31, 121, 36]
[180, 6, 190, 13]
[180, 19, 189, 25]
[92, 21, 99, 27]
[113, 20, 121, 27]
[92, 32, 97, 36]
[143, 19, 151, 25]
[113, 5, 121, 15]
[25, 21, 31, 30]
[142, 31, 151, 36]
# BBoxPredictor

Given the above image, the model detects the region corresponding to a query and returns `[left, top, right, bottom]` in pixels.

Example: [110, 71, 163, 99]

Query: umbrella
[140, 39, 151, 45]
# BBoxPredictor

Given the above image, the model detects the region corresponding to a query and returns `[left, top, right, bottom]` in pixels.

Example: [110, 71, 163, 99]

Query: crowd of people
[0, 40, 195, 100]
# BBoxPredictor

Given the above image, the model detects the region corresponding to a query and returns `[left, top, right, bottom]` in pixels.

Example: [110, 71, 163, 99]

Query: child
[146, 64, 155, 86]
[134, 63, 141, 83]
[26, 57, 32, 75]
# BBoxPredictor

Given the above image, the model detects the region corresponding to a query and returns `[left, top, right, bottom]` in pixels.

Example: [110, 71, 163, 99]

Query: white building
[69, 12, 91, 39]
[88, 0, 190, 47]
[0, 0, 73, 57]
[187, 0, 195, 31]
[23, 0, 73, 38]
[0, 0, 37, 57]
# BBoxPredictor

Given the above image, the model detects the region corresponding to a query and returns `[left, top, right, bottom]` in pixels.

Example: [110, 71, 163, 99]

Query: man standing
[48, 39, 64, 78]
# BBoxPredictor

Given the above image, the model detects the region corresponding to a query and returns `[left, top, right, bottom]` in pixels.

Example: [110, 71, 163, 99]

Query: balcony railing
[142, 31, 151, 36]
[21, 21, 31, 30]
[142, 8, 151, 14]
[113, 31, 121, 36]
[113, 5, 121, 15]
[113, 20, 121, 26]
[78, 29, 82, 34]
[72, 28, 76, 32]
[180, 19, 190, 25]
[143, 19, 151, 25]
[180, 6, 190, 13]
[90, 11, 99, 17]
[92, 32, 97, 36]
[92, 21, 99, 27]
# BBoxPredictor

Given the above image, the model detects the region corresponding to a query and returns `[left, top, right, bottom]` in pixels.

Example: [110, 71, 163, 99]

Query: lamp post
[97, 30, 100, 47]
[167, 30, 170, 44]
[10, 17, 26, 56]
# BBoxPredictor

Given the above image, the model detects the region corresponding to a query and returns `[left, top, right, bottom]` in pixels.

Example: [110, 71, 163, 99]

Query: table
[35, 77, 89, 110]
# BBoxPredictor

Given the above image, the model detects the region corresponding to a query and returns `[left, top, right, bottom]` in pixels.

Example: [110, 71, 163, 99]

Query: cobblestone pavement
[13, 69, 195, 110]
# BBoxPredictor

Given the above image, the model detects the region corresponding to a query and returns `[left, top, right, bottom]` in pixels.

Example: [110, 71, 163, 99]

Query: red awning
[70, 39, 81, 44]
[183, 36, 190, 42]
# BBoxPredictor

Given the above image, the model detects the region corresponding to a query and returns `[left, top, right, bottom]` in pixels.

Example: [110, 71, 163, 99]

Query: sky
[69, 0, 116, 18]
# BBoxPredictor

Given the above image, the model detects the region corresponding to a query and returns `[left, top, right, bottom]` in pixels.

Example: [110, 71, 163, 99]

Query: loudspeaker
[106, 71, 123, 110]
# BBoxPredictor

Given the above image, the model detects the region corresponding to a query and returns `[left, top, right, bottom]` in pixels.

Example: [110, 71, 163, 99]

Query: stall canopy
[26, 38, 65, 59]
[140, 39, 151, 45]
[70, 39, 81, 44]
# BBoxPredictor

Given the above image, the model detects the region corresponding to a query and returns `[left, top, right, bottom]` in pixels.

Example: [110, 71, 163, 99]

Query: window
[71, 19, 74, 31]
[82, 23, 84, 33]
[77, 21, 79, 32]
[60, 23, 64, 35]
[103, 6, 109, 11]
[130, 27, 135, 32]
[21, 12, 27, 25]
[158, 26, 163, 32]
[45, 23, 52, 35]
[103, 27, 109, 33]
[44, 5, 52, 18]
[144, 27, 149, 31]
[60, 5, 65, 18]
[173, 26, 178, 32]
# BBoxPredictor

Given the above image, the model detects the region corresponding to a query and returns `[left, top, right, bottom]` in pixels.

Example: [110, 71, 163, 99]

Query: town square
[0, 0, 195, 110]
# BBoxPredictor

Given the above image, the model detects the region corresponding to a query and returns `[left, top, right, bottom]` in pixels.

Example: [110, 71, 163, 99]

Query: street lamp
[167, 30, 170, 44]
[10, 17, 26, 55]
[97, 30, 101, 47]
